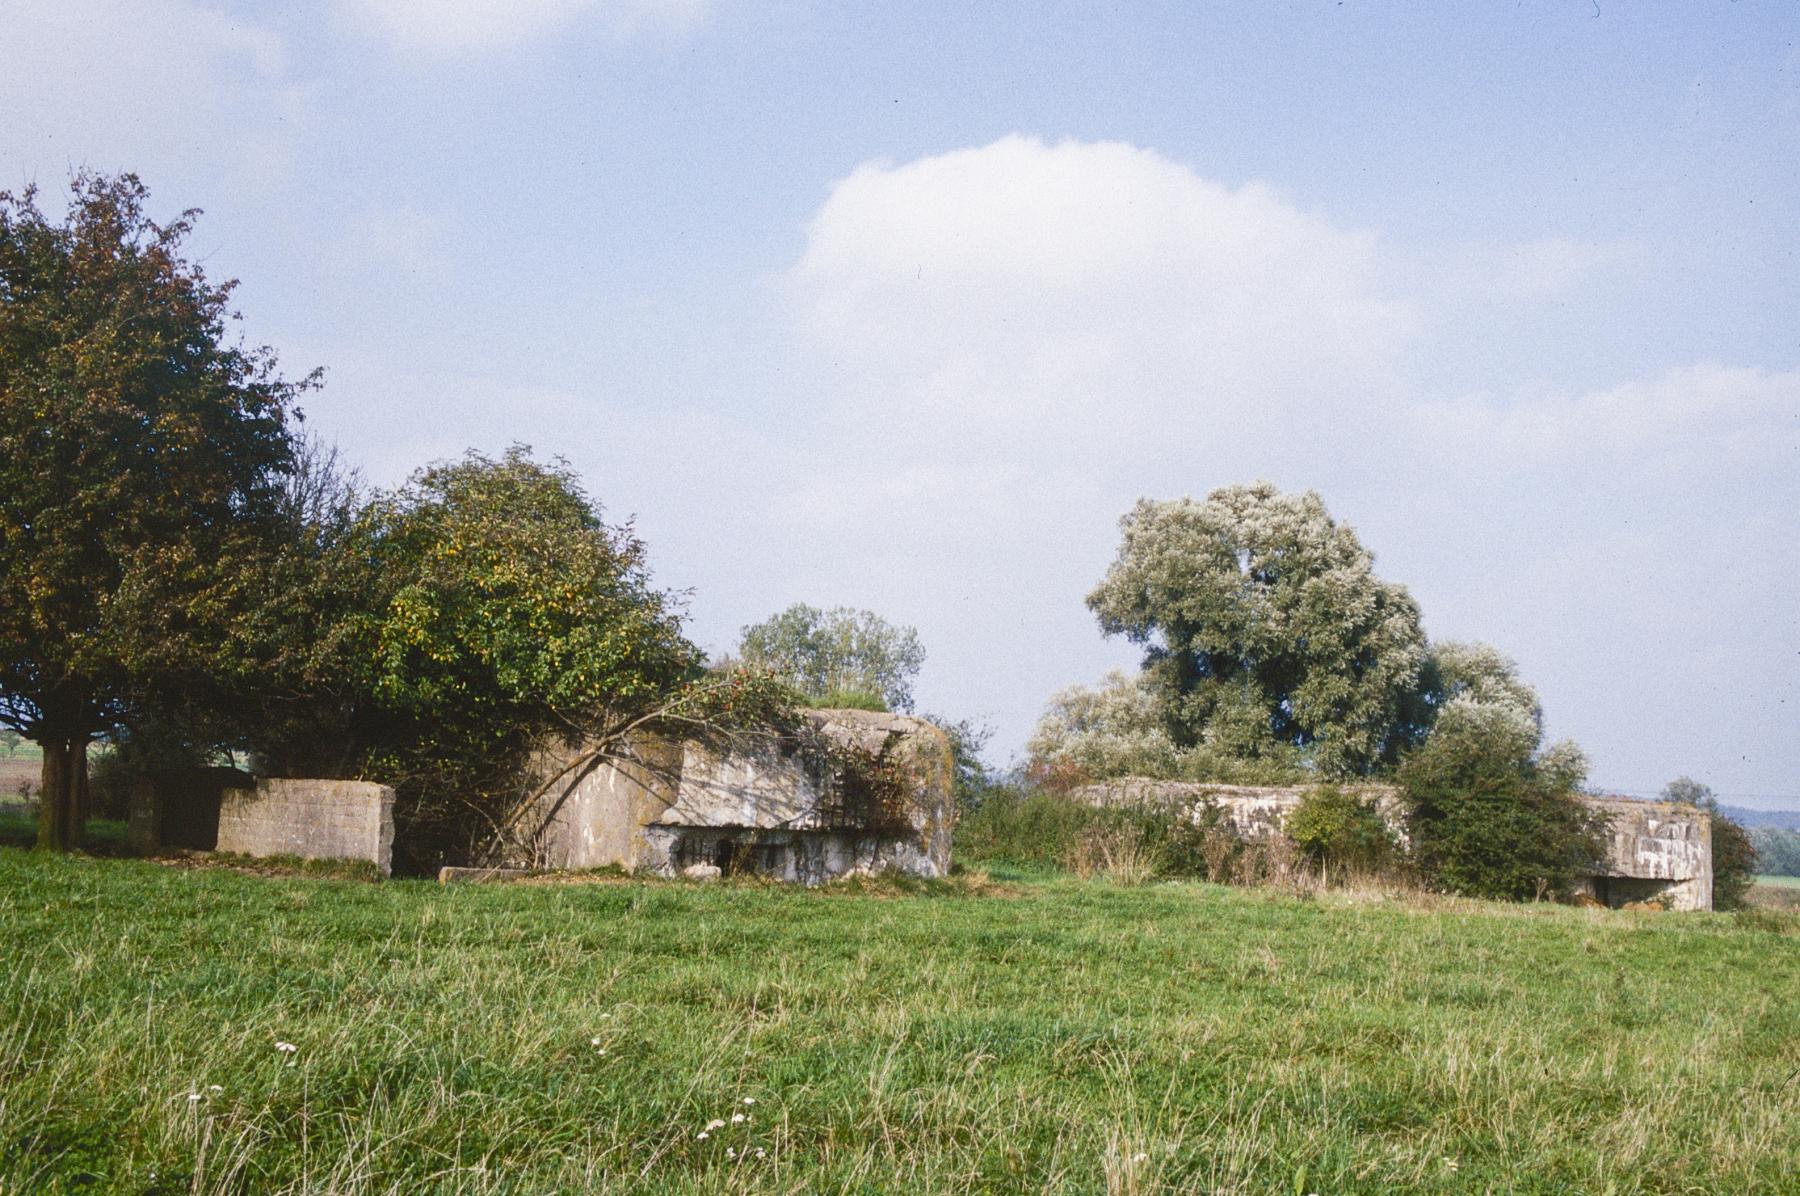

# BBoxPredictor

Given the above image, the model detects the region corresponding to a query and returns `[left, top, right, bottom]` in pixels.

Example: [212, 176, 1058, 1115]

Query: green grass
[0, 851, 1795, 1194]
[1754, 873, 1800, 888]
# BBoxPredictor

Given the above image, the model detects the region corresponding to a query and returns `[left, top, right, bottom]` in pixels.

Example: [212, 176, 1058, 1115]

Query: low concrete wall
[216, 779, 395, 876]
[1073, 780, 1713, 910]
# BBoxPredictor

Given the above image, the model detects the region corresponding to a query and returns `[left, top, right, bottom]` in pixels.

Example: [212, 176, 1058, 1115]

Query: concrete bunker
[1073, 781, 1714, 910]
[519, 709, 955, 883]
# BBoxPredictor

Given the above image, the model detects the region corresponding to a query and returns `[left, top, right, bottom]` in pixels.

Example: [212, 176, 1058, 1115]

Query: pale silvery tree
[738, 603, 925, 712]
[1027, 670, 1187, 780]
[1086, 483, 1430, 777]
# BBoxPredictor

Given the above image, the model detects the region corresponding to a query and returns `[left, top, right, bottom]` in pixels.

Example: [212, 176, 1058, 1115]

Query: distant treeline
[1749, 826, 1800, 876]
[1721, 805, 1800, 831]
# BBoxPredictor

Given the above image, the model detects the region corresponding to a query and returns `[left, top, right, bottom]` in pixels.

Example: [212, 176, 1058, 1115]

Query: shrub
[1709, 815, 1757, 910]
[1285, 785, 1395, 878]
[1399, 711, 1604, 901]
[813, 689, 888, 712]
[952, 786, 1103, 869]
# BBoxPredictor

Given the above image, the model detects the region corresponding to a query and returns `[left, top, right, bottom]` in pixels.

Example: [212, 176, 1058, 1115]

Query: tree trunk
[37, 738, 79, 851]
[73, 744, 91, 843]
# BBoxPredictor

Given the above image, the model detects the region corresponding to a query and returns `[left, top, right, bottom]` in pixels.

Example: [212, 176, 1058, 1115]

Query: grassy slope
[0, 852, 1795, 1195]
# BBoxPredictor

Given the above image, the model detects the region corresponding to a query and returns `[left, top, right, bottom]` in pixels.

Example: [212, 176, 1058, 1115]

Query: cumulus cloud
[336, 0, 709, 54]
[0, 0, 307, 189]
[785, 136, 1417, 458]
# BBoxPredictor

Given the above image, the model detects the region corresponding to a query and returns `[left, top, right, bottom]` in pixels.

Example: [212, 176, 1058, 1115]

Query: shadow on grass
[0, 812, 131, 855]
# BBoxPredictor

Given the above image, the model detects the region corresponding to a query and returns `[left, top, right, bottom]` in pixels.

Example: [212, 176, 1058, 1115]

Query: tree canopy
[0, 172, 309, 848]
[737, 603, 925, 712]
[233, 446, 712, 868]
[1086, 483, 1430, 776]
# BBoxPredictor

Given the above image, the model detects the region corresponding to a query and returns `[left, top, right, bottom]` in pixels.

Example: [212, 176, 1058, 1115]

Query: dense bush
[1398, 708, 1604, 901]
[1284, 785, 1395, 876]
[1710, 813, 1759, 910]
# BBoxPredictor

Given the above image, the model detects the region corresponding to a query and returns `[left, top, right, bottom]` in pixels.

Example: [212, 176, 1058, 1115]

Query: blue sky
[5, 1, 1797, 805]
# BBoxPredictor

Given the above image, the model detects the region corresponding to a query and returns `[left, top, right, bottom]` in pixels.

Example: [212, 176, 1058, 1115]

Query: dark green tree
[0, 173, 308, 849]
[1398, 705, 1603, 901]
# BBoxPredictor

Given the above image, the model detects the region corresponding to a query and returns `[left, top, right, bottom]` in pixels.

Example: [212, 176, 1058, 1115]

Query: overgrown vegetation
[2, 848, 1794, 1195]
[1283, 784, 1396, 878]
[1397, 708, 1602, 901]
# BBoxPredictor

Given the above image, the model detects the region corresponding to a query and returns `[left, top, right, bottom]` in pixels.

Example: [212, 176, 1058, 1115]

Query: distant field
[0, 848, 1795, 1195]
[1755, 874, 1800, 888]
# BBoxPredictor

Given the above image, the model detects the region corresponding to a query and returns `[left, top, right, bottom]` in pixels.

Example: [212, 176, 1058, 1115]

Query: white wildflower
[726, 1147, 736, 1159]
[697, 1131, 709, 1140]
[705, 1119, 726, 1131]
[731, 1113, 746, 1123]
[274, 1041, 297, 1054]
[207, 1085, 222, 1093]
[590, 1036, 602, 1046]
[186, 1093, 202, 1104]
[742, 1097, 756, 1105]
[755, 1148, 766, 1159]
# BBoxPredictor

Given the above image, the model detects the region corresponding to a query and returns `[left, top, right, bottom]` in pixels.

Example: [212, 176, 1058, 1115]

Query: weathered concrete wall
[1078, 780, 1403, 842]
[524, 737, 682, 869]
[524, 709, 955, 883]
[216, 779, 395, 875]
[1571, 797, 1711, 911]
[1073, 780, 1713, 909]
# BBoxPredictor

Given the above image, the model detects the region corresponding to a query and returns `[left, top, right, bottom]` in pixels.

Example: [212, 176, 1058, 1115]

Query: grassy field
[1755, 873, 1800, 889]
[1, 849, 1796, 1194]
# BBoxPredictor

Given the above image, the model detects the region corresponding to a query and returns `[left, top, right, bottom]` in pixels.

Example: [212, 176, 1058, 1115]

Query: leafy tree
[1397, 703, 1602, 901]
[738, 603, 925, 712]
[347, 448, 705, 867]
[922, 710, 995, 813]
[1087, 483, 1430, 776]
[0, 173, 308, 849]
[1661, 776, 1758, 910]
[1026, 669, 1307, 787]
[1418, 640, 1542, 740]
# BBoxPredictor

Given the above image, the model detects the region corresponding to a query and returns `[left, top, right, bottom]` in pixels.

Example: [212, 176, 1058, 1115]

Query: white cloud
[1414, 363, 1800, 472]
[786, 135, 1417, 454]
[0, 0, 307, 191]
[336, 0, 709, 54]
